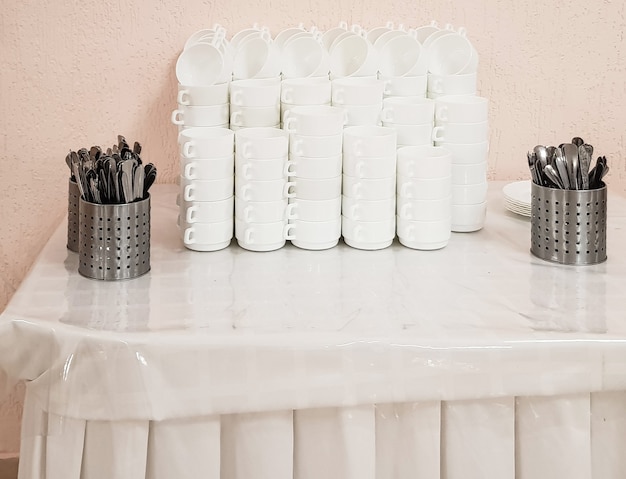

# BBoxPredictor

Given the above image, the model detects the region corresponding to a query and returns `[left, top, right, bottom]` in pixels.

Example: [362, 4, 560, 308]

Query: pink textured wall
[1, 0, 625, 454]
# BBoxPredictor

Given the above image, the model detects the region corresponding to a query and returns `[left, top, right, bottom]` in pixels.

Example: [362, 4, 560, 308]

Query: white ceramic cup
[181, 176, 234, 202]
[274, 25, 307, 52]
[452, 182, 488, 204]
[381, 97, 435, 124]
[329, 33, 378, 77]
[427, 32, 477, 75]
[342, 174, 395, 200]
[292, 175, 342, 200]
[283, 105, 347, 136]
[230, 78, 281, 107]
[397, 216, 451, 250]
[342, 125, 397, 157]
[431, 121, 489, 144]
[342, 155, 396, 179]
[436, 141, 489, 164]
[235, 218, 294, 252]
[397, 196, 451, 221]
[290, 154, 342, 179]
[380, 74, 427, 97]
[452, 161, 488, 185]
[289, 133, 343, 158]
[290, 217, 341, 250]
[435, 95, 489, 124]
[235, 197, 295, 223]
[232, 31, 281, 80]
[180, 155, 234, 180]
[289, 197, 341, 222]
[378, 33, 424, 77]
[281, 77, 332, 105]
[171, 104, 230, 127]
[427, 72, 477, 96]
[331, 77, 385, 105]
[235, 176, 295, 202]
[342, 104, 383, 126]
[341, 195, 395, 222]
[235, 156, 292, 180]
[382, 122, 433, 146]
[177, 83, 230, 106]
[176, 40, 225, 86]
[230, 104, 281, 128]
[182, 219, 233, 252]
[230, 26, 269, 48]
[178, 127, 235, 159]
[184, 25, 226, 50]
[321, 22, 349, 51]
[282, 35, 329, 78]
[235, 127, 288, 159]
[397, 175, 451, 200]
[451, 201, 487, 232]
[341, 215, 395, 250]
[179, 196, 234, 223]
[396, 145, 452, 178]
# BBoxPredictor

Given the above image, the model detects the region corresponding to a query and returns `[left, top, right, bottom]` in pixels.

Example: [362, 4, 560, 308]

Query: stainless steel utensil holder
[78, 196, 151, 280]
[67, 179, 80, 252]
[530, 183, 607, 265]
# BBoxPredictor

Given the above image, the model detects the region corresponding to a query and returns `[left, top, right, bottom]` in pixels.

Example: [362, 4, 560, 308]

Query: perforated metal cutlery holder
[78, 196, 151, 280]
[67, 179, 80, 252]
[530, 183, 607, 265]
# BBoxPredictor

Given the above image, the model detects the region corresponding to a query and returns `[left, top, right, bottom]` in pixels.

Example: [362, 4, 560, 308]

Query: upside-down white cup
[235, 156, 292, 180]
[397, 175, 451, 200]
[342, 174, 395, 200]
[230, 104, 281, 128]
[176, 39, 226, 86]
[235, 218, 295, 252]
[181, 176, 234, 202]
[427, 72, 477, 96]
[396, 145, 452, 178]
[435, 95, 489, 124]
[235, 176, 295, 202]
[230, 78, 281, 107]
[382, 122, 433, 146]
[329, 33, 379, 77]
[380, 74, 427, 97]
[182, 219, 233, 252]
[171, 104, 230, 127]
[289, 133, 343, 158]
[177, 83, 230, 106]
[283, 105, 347, 136]
[452, 162, 488, 185]
[343, 125, 397, 157]
[378, 33, 424, 77]
[282, 35, 329, 78]
[290, 217, 341, 250]
[180, 155, 234, 180]
[178, 127, 235, 159]
[290, 154, 342, 179]
[281, 77, 332, 105]
[396, 216, 451, 250]
[289, 197, 341, 222]
[232, 31, 281, 80]
[431, 121, 489, 144]
[235, 127, 288, 159]
[342, 155, 396, 179]
[179, 196, 234, 223]
[341, 215, 396, 250]
[381, 97, 435, 124]
[292, 175, 342, 200]
[427, 32, 477, 75]
[341, 195, 395, 222]
[235, 197, 295, 223]
[331, 77, 385, 105]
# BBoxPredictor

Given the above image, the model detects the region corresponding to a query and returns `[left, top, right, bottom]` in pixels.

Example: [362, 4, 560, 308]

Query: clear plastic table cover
[1, 182, 625, 422]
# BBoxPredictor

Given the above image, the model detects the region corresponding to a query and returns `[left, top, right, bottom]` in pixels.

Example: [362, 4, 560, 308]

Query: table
[1, 182, 626, 479]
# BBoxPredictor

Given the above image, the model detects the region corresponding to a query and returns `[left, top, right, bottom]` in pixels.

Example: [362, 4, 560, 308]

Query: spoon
[544, 164, 564, 189]
[554, 148, 570, 189]
[562, 143, 580, 189]
[578, 145, 590, 189]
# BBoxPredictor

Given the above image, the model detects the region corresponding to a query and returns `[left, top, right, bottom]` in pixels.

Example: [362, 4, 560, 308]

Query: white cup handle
[292, 139, 303, 156]
[383, 80, 392, 96]
[231, 111, 242, 126]
[231, 90, 242, 106]
[400, 182, 411, 198]
[184, 227, 195, 244]
[243, 205, 253, 222]
[183, 141, 195, 159]
[352, 182, 363, 199]
[241, 163, 252, 180]
[241, 184, 252, 201]
[175, 193, 181, 206]
[350, 204, 360, 220]
[380, 108, 393, 123]
[356, 161, 366, 179]
[400, 203, 411, 218]
[177, 90, 190, 106]
[176, 214, 181, 227]
[353, 139, 364, 157]
[284, 223, 296, 241]
[284, 161, 296, 176]
[432, 79, 443, 93]
[284, 181, 296, 198]
[286, 202, 298, 220]
[283, 117, 297, 132]
[281, 88, 293, 103]
[334, 89, 345, 105]
[186, 206, 198, 223]
[354, 224, 364, 241]
[171, 109, 184, 125]
[431, 125, 445, 142]
[407, 224, 416, 241]
[457, 26, 467, 36]
[435, 105, 449, 123]
[245, 228, 254, 244]
[184, 163, 196, 179]
[184, 184, 194, 201]
[241, 142, 253, 159]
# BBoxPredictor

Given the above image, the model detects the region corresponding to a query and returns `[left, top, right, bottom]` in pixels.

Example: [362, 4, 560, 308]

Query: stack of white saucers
[502, 180, 531, 217]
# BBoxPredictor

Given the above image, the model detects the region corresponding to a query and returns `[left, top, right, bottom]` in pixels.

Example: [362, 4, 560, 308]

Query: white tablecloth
[2, 182, 626, 478]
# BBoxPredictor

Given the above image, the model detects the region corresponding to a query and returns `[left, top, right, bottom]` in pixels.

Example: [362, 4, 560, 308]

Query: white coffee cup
[382, 122, 433, 146]
[171, 104, 230, 127]
[281, 78, 332, 105]
[341, 195, 395, 222]
[436, 141, 489, 164]
[431, 121, 489, 144]
[452, 182, 488, 204]
[230, 78, 281, 107]
[427, 32, 477, 75]
[380, 74, 427, 97]
[412, 22, 440, 44]
[397, 196, 451, 221]
[235, 218, 294, 252]
[290, 217, 341, 250]
[331, 77, 384, 105]
[321, 22, 349, 51]
[397, 175, 451, 200]
[235, 176, 295, 201]
[451, 201, 487, 232]
[289, 197, 341, 222]
[342, 174, 395, 200]
[181, 176, 234, 202]
[179, 196, 234, 223]
[329, 33, 378, 77]
[235, 127, 288, 159]
[180, 155, 234, 180]
[381, 97, 435, 124]
[341, 215, 395, 250]
[378, 33, 424, 77]
[342, 103, 383, 126]
[290, 154, 342, 179]
[178, 127, 235, 159]
[396, 145, 452, 178]
[182, 219, 233, 252]
[397, 216, 451, 250]
[427, 72, 477, 96]
[235, 197, 295, 223]
[274, 25, 307, 52]
[176, 40, 226, 86]
[452, 162, 487, 185]
[235, 156, 292, 180]
[342, 125, 397, 157]
[342, 155, 396, 179]
[292, 175, 342, 200]
[282, 35, 329, 78]
[232, 32, 280, 80]
[435, 95, 489, 124]
[289, 133, 343, 158]
[177, 83, 230, 106]
[230, 26, 269, 48]
[230, 104, 281, 128]
[283, 105, 347, 136]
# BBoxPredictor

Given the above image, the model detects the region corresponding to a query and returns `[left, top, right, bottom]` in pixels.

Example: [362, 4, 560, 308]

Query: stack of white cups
[396, 145, 452, 249]
[177, 127, 235, 251]
[280, 77, 332, 128]
[229, 78, 281, 130]
[234, 128, 293, 251]
[342, 126, 397, 250]
[331, 77, 385, 127]
[432, 96, 489, 232]
[380, 96, 435, 148]
[284, 106, 345, 250]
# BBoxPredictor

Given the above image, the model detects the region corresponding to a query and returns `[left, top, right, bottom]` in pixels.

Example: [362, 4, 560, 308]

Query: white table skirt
[17, 387, 626, 479]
